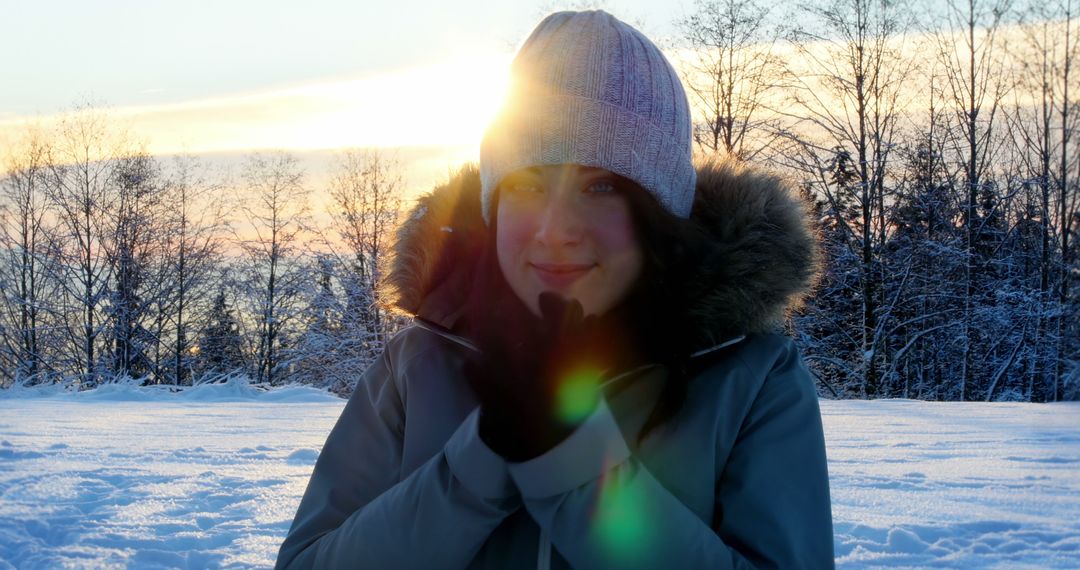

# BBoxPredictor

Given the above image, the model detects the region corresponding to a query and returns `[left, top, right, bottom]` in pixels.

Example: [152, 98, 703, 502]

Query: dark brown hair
[610, 175, 714, 445]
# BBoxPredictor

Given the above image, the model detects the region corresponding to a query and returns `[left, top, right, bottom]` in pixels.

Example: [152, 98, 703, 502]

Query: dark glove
[461, 256, 641, 462]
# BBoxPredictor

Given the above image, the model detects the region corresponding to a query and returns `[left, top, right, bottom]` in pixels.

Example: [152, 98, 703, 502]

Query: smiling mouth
[530, 263, 594, 288]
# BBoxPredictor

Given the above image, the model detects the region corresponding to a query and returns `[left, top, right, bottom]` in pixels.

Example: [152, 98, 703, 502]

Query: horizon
[1, 1, 1072, 201]
[0, 0, 691, 197]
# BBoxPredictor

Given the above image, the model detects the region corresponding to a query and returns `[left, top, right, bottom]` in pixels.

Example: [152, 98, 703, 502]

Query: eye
[508, 182, 541, 194]
[585, 180, 617, 194]
[500, 176, 543, 198]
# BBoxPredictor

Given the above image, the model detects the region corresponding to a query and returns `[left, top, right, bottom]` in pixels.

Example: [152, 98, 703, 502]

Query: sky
[2, 0, 1057, 198]
[0, 0, 688, 161]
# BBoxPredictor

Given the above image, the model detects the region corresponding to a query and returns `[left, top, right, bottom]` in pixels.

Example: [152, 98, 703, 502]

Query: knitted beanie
[479, 10, 696, 223]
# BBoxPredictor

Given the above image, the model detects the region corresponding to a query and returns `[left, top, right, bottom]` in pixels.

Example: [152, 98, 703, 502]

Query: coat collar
[384, 158, 821, 354]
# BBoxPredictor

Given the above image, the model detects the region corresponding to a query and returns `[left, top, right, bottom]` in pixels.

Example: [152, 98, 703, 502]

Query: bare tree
[101, 152, 166, 381]
[1004, 0, 1080, 400]
[154, 155, 225, 385]
[1059, 1, 1080, 401]
[291, 149, 405, 392]
[1047, 0, 1079, 401]
[0, 127, 57, 386]
[677, 0, 782, 159]
[934, 0, 1014, 400]
[327, 149, 403, 346]
[235, 151, 309, 385]
[781, 0, 915, 397]
[42, 106, 128, 387]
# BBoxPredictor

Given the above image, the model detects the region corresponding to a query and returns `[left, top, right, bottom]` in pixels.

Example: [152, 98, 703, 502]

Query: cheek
[592, 207, 639, 256]
[495, 204, 533, 275]
[595, 208, 644, 300]
[495, 202, 544, 313]
[586, 207, 643, 314]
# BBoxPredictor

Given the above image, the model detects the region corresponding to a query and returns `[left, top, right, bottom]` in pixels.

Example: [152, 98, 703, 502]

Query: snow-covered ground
[826, 400, 1079, 568]
[0, 383, 1077, 569]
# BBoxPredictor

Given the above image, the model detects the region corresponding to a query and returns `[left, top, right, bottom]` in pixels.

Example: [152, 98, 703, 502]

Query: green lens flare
[593, 473, 650, 564]
[555, 368, 601, 424]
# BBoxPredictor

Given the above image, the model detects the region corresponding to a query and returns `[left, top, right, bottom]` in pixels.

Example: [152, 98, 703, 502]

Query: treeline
[0, 109, 405, 393]
[672, 0, 1078, 400]
[1, 0, 1077, 401]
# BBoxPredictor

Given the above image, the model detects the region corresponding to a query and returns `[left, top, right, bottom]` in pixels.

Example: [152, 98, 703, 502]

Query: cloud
[0, 53, 513, 157]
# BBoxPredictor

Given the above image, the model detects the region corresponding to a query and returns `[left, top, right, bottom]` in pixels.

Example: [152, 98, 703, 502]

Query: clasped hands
[463, 271, 637, 462]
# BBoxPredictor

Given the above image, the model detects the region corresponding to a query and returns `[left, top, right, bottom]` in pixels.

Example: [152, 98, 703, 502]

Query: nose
[534, 188, 584, 246]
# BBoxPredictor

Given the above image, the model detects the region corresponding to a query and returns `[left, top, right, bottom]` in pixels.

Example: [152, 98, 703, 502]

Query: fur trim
[684, 159, 822, 344]
[383, 158, 821, 345]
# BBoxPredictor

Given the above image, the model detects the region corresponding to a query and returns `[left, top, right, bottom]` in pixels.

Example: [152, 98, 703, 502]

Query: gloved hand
[461, 255, 641, 462]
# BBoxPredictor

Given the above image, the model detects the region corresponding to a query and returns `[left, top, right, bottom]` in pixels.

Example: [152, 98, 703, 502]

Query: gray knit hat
[479, 10, 696, 223]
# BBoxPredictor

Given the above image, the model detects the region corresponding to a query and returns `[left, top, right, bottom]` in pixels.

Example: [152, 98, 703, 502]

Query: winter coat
[275, 159, 834, 569]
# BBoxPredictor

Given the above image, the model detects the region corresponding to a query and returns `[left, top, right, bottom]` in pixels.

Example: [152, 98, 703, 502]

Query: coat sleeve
[275, 339, 521, 570]
[506, 336, 834, 569]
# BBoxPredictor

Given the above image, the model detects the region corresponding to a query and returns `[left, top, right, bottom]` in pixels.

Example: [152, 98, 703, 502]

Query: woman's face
[495, 164, 643, 317]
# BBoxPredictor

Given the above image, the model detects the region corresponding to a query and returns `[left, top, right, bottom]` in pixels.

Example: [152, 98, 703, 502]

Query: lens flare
[555, 367, 601, 424]
[592, 462, 650, 564]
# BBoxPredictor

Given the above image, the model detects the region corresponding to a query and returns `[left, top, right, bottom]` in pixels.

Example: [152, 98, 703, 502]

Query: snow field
[825, 400, 1080, 568]
[0, 385, 341, 569]
[0, 385, 1077, 569]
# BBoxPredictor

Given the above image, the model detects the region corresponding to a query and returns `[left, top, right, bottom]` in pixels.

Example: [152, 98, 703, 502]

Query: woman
[277, 10, 833, 569]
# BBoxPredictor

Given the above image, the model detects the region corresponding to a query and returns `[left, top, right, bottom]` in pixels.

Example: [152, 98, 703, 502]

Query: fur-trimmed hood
[383, 158, 821, 353]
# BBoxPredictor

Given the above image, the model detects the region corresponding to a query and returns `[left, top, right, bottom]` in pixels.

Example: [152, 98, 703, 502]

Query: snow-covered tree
[0, 127, 58, 387]
[41, 106, 128, 388]
[102, 152, 163, 382]
[151, 155, 225, 386]
[290, 150, 406, 393]
[198, 287, 244, 378]
[234, 152, 309, 386]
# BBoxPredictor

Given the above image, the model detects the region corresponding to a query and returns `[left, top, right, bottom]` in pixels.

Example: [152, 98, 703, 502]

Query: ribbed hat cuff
[479, 93, 696, 224]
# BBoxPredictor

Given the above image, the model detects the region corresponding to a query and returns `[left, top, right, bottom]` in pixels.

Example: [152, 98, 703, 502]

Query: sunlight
[281, 53, 513, 151]
[3, 17, 1056, 160]
[0, 53, 513, 157]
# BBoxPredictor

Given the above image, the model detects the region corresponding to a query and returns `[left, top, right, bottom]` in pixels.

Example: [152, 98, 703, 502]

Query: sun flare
[0, 52, 513, 157]
[281, 53, 513, 152]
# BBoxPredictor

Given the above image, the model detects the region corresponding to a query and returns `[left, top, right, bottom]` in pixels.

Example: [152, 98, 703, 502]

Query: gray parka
[276, 159, 834, 569]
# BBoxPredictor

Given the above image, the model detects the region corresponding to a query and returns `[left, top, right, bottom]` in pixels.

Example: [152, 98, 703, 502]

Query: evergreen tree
[198, 289, 243, 379]
[288, 255, 344, 389]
